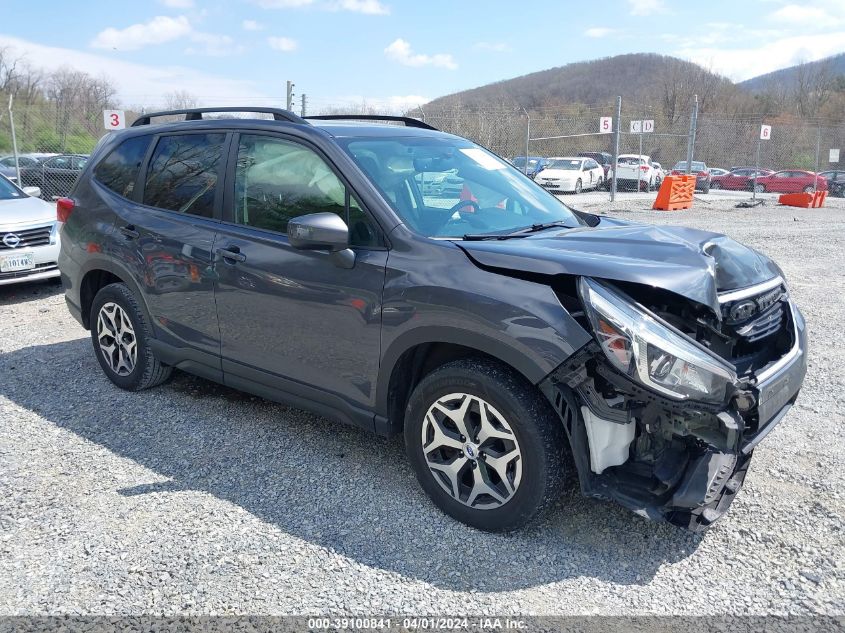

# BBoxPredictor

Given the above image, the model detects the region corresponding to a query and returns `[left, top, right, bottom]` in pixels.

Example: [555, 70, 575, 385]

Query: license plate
[0, 251, 35, 272]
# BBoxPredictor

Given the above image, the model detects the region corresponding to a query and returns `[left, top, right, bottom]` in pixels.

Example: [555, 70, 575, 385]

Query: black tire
[404, 359, 566, 532]
[89, 283, 172, 391]
[803, 185, 814, 193]
[711, 181, 722, 190]
[574, 179, 582, 194]
[702, 182, 710, 194]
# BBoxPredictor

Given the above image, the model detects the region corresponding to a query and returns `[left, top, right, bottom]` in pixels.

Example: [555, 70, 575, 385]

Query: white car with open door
[0, 175, 60, 286]
[535, 156, 605, 193]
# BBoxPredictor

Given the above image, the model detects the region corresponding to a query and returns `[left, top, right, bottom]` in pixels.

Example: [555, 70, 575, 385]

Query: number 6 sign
[599, 116, 612, 134]
[760, 124, 772, 140]
[103, 110, 126, 131]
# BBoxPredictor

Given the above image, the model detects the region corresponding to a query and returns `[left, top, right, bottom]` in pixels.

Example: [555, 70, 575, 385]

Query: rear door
[109, 131, 226, 373]
[212, 132, 388, 422]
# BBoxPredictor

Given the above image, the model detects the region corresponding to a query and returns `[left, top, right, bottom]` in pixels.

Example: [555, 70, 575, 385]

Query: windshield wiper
[462, 220, 575, 241]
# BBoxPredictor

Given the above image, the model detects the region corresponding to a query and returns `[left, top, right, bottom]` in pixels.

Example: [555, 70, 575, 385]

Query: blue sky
[3, 0, 845, 111]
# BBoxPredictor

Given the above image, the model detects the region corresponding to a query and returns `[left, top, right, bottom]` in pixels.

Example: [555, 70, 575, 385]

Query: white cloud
[91, 15, 192, 51]
[676, 31, 845, 81]
[584, 27, 615, 38]
[329, 0, 389, 14]
[384, 38, 457, 70]
[242, 19, 264, 30]
[186, 33, 244, 57]
[626, 0, 666, 16]
[158, 0, 195, 7]
[0, 35, 271, 106]
[91, 15, 242, 56]
[255, 0, 315, 7]
[267, 36, 298, 51]
[474, 41, 511, 52]
[770, 4, 841, 25]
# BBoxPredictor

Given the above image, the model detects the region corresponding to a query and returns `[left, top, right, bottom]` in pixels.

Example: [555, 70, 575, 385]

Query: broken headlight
[578, 277, 737, 402]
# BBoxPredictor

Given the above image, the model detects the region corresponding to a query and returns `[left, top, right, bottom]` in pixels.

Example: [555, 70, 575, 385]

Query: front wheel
[803, 185, 815, 193]
[754, 184, 765, 193]
[404, 359, 566, 532]
[711, 181, 722, 190]
[596, 176, 603, 190]
[90, 283, 172, 391]
[574, 179, 582, 194]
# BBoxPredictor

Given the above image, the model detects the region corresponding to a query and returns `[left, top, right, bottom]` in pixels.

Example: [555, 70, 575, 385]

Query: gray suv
[57, 108, 807, 532]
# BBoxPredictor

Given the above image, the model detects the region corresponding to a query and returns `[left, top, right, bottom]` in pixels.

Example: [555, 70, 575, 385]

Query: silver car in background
[0, 175, 60, 286]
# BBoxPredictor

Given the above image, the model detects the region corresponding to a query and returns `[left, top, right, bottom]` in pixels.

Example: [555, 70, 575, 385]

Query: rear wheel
[754, 184, 765, 193]
[404, 359, 566, 532]
[711, 181, 722, 190]
[596, 176, 603, 190]
[90, 283, 172, 391]
[803, 185, 815, 193]
[701, 182, 710, 194]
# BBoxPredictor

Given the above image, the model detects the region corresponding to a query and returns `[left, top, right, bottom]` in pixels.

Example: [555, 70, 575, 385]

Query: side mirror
[288, 212, 349, 251]
[23, 186, 41, 198]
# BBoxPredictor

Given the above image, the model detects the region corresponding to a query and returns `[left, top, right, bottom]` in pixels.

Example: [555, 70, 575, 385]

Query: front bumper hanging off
[541, 302, 808, 532]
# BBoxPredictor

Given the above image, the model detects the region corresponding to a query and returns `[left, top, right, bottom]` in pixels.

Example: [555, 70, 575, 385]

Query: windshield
[548, 159, 582, 170]
[342, 137, 582, 238]
[0, 176, 26, 201]
[618, 156, 643, 165]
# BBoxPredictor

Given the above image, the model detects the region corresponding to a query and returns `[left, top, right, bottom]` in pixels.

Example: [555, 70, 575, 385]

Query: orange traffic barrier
[652, 175, 695, 211]
[778, 191, 827, 208]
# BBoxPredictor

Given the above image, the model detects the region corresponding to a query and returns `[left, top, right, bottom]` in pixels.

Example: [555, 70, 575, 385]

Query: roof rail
[131, 107, 308, 127]
[305, 115, 437, 131]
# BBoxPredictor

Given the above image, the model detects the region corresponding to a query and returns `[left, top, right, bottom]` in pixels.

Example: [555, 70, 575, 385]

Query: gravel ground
[0, 192, 843, 617]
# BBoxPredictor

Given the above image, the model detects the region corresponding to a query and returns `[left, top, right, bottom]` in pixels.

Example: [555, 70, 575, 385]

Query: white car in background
[651, 161, 666, 186]
[535, 156, 605, 193]
[0, 175, 60, 286]
[615, 154, 659, 191]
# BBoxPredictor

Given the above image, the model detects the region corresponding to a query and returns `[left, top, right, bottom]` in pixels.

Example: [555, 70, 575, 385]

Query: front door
[212, 132, 387, 424]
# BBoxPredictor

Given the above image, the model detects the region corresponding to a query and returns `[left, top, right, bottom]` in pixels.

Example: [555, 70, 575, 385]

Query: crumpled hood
[457, 218, 783, 315]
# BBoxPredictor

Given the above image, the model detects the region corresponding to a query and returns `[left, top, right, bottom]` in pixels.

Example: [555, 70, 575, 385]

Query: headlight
[578, 277, 737, 402]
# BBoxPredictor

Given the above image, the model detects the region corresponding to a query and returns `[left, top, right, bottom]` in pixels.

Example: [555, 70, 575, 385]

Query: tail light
[697, 171, 708, 177]
[57, 197, 75, 223]
[640, 165, 649, 171]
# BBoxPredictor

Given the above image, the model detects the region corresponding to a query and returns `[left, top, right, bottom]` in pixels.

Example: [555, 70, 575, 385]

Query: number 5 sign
[103, 110, 126, 130]
[760, 124, 772, 140]
[599, 116, 612, 134]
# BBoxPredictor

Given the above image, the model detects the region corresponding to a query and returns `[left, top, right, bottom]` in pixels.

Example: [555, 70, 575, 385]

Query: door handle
[119, 225, 140, 240]
[216, 246, 246, 263]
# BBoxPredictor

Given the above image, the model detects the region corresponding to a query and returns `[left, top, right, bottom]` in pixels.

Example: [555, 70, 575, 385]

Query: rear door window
[94, 135, 151, 199]
[143, 133, 226, 218]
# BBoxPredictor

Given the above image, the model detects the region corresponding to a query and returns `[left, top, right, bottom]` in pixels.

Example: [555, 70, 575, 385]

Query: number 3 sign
[103, 110, 126, 130]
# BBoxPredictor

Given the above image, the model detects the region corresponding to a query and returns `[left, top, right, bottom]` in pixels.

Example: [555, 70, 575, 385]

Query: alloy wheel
[96, 302, 137, 376]
[421, 392, 522, 509]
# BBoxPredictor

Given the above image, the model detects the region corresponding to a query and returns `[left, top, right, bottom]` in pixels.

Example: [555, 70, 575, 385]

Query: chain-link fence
[2, 97, 845, 202]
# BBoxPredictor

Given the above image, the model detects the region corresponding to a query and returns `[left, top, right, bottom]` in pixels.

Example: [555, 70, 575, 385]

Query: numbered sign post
[753, 124, 772, 201]
[642, 120, 654, 133]
[599, 116, 612, 134]
[830, 149, 840, 163]
[103, 110, 126, 131]
[629, 120, 642, 134]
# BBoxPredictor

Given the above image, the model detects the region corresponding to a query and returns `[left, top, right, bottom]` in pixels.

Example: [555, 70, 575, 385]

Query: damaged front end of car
[541, 275, 808, 532]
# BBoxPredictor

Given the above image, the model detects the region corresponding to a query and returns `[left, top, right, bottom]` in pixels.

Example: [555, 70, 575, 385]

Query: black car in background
[819, 170, 845, 197]
[19, 154, 89, 200]
[58, 107, 807, 534]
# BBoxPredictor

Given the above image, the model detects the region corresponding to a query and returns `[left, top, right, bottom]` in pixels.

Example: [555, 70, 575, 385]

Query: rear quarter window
[94, 135, 152, 199]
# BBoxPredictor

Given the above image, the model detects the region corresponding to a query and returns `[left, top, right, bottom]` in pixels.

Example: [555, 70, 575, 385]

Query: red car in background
[753, 170, 828, 193]
[710, 167, 773, 191]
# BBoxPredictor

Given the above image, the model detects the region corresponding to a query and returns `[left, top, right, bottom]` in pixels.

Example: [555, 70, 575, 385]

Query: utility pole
[685, 94, 698, 174]
[286, 80, 295, 111]
[611, 95, 621, 203]
[300, 94, 307, 118]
